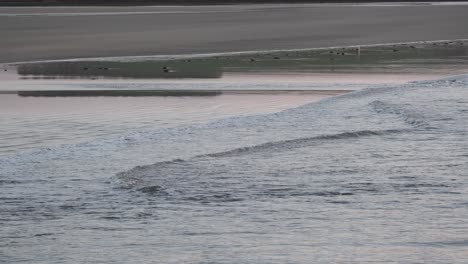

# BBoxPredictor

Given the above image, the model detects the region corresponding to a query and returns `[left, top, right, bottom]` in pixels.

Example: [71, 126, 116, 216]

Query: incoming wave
[116, 129, 405, 190]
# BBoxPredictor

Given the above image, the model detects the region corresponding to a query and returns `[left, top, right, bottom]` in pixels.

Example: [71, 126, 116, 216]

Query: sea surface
[1, 75, 468, 263]
[0, 92, 334, 156]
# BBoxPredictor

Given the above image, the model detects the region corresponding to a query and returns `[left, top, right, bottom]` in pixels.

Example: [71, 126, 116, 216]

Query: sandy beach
[1, 3, 468, 63]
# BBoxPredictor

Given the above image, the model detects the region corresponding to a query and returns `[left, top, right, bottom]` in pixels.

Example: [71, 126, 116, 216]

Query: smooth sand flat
[1, 4, 468, 63]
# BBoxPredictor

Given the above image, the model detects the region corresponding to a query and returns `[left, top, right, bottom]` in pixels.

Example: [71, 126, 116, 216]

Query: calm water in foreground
[0, 92, 334, 156]
[1, 76, 468, 263]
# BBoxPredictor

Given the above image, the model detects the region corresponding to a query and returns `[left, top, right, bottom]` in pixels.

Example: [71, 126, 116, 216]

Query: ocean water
[1, 75, 468, 263]
[0, 92, 332, 156]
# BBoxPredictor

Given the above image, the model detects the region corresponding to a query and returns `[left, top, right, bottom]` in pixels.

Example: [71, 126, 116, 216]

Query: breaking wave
[116, 129, 405, 189]
[108, 74, 468, 204]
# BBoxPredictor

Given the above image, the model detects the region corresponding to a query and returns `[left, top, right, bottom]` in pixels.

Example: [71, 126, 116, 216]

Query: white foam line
[6, 38, 468, 66]
[430, 1, 468, 5]
[319, 1, 468, 6]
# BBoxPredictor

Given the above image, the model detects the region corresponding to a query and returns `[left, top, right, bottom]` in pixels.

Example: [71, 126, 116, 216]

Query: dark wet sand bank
[1, 4, 467, 63]
[3, 40, 467, 79]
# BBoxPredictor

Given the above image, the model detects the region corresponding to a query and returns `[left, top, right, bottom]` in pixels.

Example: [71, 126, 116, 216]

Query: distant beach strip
[1, 4, 467, 63]
[1, 0, 465, 6]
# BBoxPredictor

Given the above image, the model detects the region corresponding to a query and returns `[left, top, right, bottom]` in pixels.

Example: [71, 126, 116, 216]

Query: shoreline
[5, 38, 468, 65]
[1, 39, 466, 88]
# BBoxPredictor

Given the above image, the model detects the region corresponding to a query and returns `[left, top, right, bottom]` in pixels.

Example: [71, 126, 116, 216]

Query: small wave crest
[204, 129, 403, 158]
[116, 129, 404, 191]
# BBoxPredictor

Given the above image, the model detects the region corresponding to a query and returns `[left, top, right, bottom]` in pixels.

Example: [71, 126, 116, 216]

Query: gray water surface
[1, 75, 468, 263]
[0, 92, 330, 156]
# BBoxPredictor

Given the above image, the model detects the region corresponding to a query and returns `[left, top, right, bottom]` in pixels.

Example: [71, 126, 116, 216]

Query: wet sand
[1, 3, 467, 63]
[1, 40, 467, 92]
